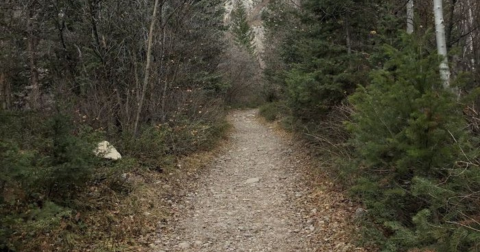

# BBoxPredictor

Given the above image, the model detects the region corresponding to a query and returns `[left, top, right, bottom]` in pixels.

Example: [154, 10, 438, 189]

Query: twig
[447, 129, 471, 163]
[446, 220, 480, 232]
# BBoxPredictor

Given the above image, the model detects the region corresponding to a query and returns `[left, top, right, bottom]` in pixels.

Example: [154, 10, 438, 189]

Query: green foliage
[275, 0, 382, 121]
[1, 201, 72, 251]
[0, 112, 99, 200]
[164, 117, 230, 155]
[0, 141, 36, 193]
[45, 114, 98, 198]
[0, 109, 229, 250]
[259, 102, 280, 121]
[121, 126, 169, 168]
[0, 111, 102, 250]
[1, 0, 230, 250]
[121, 114, 229, 170]
[259, 102, 287, 122]
[263, 0, 480, 251]
[348, 34, 480, 251]
[231, 1, 255, 54]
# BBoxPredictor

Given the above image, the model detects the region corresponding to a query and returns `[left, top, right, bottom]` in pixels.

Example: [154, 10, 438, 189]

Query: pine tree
[348, 34, 480, 251]
[278, 0, 381, 120]
[230, 1, 255, 54]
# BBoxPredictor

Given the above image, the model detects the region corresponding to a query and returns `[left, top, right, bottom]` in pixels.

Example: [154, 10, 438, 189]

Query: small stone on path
[245, 177, 260, 184]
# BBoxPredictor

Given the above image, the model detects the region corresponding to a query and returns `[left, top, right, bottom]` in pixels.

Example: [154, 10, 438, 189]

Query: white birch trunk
[433, 0, 451, 88]
[407, 0, 414, 34]
[466, 0, 476, 71]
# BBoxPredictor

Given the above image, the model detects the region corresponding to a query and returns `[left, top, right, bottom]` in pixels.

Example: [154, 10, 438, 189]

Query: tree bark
[466, 0, 476, 71]
[133, 0, 161, 137]
[160, 27, 169, 123]
[27, 5, 40, 110]
[433, 0, 451, 88]
[345, 18, 352, 55]
[407, 0, 414, 34]
[0, 72, 7, 110]
[446, 0, 457, 49]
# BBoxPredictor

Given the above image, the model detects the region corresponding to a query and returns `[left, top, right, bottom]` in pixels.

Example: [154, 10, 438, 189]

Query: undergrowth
[0, 107, 229, 251]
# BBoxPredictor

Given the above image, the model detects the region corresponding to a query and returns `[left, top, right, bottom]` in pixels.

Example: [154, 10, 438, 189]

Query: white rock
[355, 207, 366, 218]
[94, 141, 122, 160]
[245, 178, 260, 184]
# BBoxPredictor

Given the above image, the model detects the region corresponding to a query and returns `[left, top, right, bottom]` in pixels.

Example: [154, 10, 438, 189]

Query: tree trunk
[27, 6, 40, 110]
[433, 0, 451, 88]
[0, 72, 7, 110]
[160, 28, 168, 123]
[407, 0, 414, 34]
[160, 3, 169, 123]
[446, 0, 457, 49]
[466, 0, 476, 71]
[345, 18, 352, 55]
[133, 0, 160, 137]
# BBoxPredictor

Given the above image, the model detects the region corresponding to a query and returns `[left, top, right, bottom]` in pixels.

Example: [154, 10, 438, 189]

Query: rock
[178, 242, 190, 249]
[245, 178, 260, 184]
[355, 207, 366, 218]
[94, 141, 122, 160]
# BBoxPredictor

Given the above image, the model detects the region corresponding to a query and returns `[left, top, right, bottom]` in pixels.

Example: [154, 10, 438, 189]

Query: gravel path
[154, 110, 317, 251]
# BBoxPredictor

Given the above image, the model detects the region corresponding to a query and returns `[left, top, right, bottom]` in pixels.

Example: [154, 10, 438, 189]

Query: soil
[152, 110, 366, 252]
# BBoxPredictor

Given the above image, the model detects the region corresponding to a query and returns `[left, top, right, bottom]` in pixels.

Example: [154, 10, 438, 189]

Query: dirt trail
[153, 110, 360, 252]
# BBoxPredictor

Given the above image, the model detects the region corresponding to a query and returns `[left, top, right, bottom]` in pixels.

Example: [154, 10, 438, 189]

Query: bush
[347, 34, 480, 251]
[0, 111, 105, 250]
[259, 102, 284, 121]
[44, 114, 99, 198]
[120, 126, 170, 170]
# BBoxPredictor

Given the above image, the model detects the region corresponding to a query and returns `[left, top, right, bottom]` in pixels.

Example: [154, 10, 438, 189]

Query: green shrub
[0, 112, 99, 200]
[259, 102, 283, 121]
[0, 111, 103, 250]
[120, 126, 170, 169]
[164, 118, 229, 155]
[43, 114, 99, 198]
[347, 34, 480, 251]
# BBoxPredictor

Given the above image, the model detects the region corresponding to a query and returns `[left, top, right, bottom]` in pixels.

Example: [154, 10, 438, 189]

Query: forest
[1, 0, 480, 251]
[0, 0, 258, 250]
[260, 0, 480, 251]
